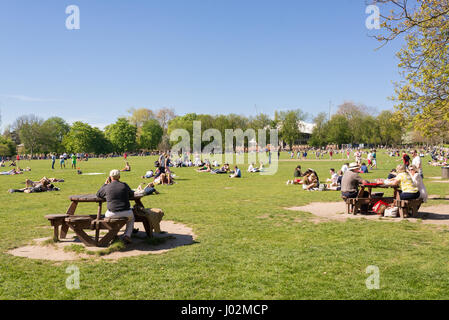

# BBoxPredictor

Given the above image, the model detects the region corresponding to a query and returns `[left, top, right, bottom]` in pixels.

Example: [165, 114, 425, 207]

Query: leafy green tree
[41, 117, 71, 153]
[309, 112, 329, 147]
[139, 119, 163, 150]
[276, 109, 306, 149]
[373, 0, 449, 140]
[63, 122, 108, 153]
[326, 115, 351, 146]
[13, 115, 44, 155]
[0, 136, 16, 156]
[104, 118, 137, 153]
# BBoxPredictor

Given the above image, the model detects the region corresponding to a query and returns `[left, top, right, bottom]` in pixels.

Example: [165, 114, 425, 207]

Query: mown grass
[0, 151, 448, 299]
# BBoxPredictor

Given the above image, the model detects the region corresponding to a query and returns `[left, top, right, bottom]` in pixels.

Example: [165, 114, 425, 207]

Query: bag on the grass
[384, 206, 399, 217]
[373, 200, 388, 215]
[318, 184, 327, 191]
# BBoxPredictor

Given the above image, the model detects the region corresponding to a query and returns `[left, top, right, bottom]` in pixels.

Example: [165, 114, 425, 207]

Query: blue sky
[0, 0, 403, 130]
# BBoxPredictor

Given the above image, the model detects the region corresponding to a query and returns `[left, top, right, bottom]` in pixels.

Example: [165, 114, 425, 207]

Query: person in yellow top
[390, 164, 420, 200]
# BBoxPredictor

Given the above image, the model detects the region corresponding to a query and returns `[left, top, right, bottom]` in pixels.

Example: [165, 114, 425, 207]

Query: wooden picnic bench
[45, 194, 153, 247]
[394, 198, 423, 218]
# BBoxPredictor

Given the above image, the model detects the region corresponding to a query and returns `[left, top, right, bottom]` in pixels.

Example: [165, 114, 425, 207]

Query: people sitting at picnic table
[341, 162, 369, 199]
[229, 165, 242, 178]
[409, 165, 428, 203]
[120, 161, 131, 172]
[96, 169, 135, 244]
[302, 169, 319, 191]
[388, 164, 420, 200]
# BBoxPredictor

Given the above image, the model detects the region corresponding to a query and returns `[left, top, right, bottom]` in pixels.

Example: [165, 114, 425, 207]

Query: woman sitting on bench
[389, 164, 420, 200]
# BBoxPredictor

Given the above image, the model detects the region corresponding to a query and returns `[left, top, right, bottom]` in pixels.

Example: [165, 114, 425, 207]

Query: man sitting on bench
[341, 162, 369, 199]
[96, 169, 135, 244]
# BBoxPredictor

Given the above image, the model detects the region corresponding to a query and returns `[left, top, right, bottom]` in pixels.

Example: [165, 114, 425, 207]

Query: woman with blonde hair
[389, 164, 420, 200]
[409, 165, 428, 203]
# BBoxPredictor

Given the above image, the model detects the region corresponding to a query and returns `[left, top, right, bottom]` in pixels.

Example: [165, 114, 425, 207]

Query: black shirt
[96, 180, 134, 212]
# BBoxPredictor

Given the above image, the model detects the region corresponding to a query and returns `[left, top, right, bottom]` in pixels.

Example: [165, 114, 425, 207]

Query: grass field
[0, 151, 448, 299]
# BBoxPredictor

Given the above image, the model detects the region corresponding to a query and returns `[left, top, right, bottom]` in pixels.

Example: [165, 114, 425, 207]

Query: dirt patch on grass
[285, 202, 449, 226]
[8, 221, 196, 261]
[431, 180, 449, 183]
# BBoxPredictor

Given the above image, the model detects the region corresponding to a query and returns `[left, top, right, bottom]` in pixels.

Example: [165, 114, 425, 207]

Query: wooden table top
[69, 194, 143, 202]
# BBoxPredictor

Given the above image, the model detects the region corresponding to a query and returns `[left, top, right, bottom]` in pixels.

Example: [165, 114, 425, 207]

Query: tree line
[0, 102, 421, 157]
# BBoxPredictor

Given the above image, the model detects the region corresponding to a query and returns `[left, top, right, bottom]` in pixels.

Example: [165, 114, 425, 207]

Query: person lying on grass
[141, 170, 154, 179]
[25, 177, 64, 188]
[96, 169, 134, 244]
[211, 163, 230, 174]
[134, 182, 160, 196]
[197, 163, 212, 172]
[9, 182, 60, 193]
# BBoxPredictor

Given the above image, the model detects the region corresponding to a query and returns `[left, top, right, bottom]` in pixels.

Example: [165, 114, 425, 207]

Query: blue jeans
[400, 192, 420, 200]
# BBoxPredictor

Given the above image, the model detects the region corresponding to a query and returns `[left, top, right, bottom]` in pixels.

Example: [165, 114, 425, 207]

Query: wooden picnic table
[344, 183, 400, 215]
[46, 194, 153, 247]
[357, 183, 400, 200]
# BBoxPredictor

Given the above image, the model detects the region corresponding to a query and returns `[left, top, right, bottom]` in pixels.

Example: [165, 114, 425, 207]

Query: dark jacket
[96, 180, 134, 212]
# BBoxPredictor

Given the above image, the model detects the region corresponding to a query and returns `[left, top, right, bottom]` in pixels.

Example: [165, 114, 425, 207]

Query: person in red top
[124, 153, 127, 160]
[402, 152, 411, 168]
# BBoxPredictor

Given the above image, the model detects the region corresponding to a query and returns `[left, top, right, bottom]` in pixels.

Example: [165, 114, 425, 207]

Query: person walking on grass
[51, 154, 56, 170]
[96, 169, 135, 244]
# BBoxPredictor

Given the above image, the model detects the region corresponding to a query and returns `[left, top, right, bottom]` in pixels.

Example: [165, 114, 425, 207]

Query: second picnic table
[46, 194, 153, 247]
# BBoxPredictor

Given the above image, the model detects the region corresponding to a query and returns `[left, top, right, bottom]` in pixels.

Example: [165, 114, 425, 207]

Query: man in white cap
[96, 169, 135, 244]
[341, 162, 369, 199]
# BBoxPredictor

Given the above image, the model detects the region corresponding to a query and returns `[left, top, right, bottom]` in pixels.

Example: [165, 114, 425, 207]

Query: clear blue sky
[0, 0, 403, 130]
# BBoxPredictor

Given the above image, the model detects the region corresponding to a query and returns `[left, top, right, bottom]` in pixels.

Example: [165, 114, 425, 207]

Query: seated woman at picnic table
[409, 165, 428, 203]
[302, 169, 319, 191]
[120, 161, 131, 172]
[388, 164, 420, 200]
[341, 162, 370, 199]
[96, 169, 135, 244]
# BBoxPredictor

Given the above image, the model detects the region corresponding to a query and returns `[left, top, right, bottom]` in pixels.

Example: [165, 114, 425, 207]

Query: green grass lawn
[0, 151, 448, 299]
